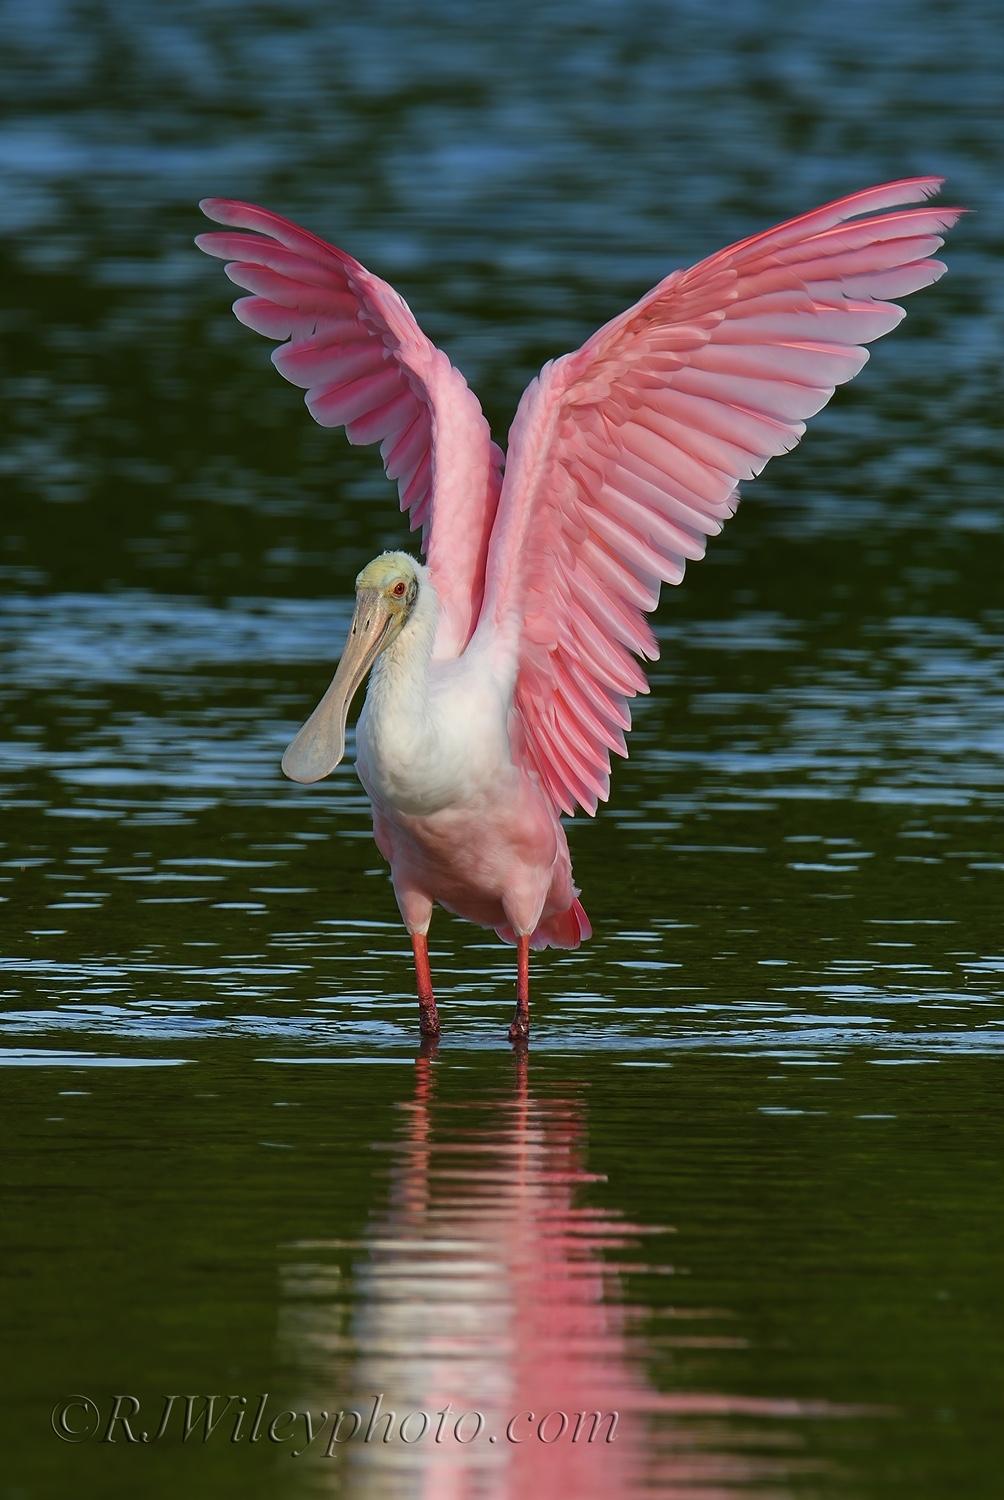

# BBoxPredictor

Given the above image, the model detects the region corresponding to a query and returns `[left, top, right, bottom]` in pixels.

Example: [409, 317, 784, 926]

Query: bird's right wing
[474, 178, 962, 815]
[196, 200, 504, 657]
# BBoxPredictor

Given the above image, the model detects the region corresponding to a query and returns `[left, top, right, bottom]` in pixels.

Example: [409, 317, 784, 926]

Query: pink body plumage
[196, 179, 960, 1024]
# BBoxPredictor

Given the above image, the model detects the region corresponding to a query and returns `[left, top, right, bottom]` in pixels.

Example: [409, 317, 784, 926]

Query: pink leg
[411, 931, 441, 1037]
[507, 935, 531, 1042]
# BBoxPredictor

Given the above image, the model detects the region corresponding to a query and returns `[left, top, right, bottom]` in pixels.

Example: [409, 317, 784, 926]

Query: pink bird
[196, 178, 960, 1040]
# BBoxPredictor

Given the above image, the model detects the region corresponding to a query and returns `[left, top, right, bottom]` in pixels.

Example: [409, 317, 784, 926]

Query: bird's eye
[391, 581, 407, 598]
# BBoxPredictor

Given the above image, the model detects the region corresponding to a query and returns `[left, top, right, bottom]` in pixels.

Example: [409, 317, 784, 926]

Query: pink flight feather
[196, 179, 961, 819]
[473, 177, 962, 815]
[196, 198, 504, 657]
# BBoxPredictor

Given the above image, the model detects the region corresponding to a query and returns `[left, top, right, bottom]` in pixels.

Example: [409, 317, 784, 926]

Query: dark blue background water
[2, 1, 1002, 1494]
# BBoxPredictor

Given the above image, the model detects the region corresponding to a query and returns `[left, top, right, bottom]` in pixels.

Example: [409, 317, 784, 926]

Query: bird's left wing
[196, 200, 503, 655]
[473, 178, 962, 815]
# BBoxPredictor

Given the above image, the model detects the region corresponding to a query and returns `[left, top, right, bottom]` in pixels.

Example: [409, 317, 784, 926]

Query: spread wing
[474, 178, 962, 815]
[196, 200, 504, 656]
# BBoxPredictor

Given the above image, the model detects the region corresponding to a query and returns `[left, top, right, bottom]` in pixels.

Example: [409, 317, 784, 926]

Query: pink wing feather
[476, 178, 962, 816]
[196, 200, 504, 656]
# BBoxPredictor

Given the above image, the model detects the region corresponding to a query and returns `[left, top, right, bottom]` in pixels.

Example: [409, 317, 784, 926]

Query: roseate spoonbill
[196, 178, 960, 1040]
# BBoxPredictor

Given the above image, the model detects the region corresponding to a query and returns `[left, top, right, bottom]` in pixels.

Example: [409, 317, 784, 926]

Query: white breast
[357, 654, 513, 817]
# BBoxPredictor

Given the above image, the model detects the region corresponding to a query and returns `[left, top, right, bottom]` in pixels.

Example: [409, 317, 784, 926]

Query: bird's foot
[507, 1008, 530, 1043]
[419, 999, 441, 1038]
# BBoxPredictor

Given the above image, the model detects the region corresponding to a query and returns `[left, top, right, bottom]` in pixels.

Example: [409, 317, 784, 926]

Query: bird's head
[354, 550, 420, 618]
[281, 552, 421, 784]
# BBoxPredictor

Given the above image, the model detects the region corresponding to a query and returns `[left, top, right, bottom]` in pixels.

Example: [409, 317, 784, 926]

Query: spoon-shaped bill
[281, 590, 393, 784]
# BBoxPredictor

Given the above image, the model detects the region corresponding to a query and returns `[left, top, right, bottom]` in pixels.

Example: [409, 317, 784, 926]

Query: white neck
[355, 569, 508, 816]
[365, 567, 439, 726]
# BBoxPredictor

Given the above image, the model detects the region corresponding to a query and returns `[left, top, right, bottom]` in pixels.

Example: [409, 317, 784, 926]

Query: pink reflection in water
[281, 1049, 864, 1497]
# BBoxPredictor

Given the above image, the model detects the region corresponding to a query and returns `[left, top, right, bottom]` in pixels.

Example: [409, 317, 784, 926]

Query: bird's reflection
[280, 1046, 852, 1497]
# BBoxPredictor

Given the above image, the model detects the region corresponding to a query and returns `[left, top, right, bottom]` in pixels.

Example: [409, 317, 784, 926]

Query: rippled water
[2, 0, 1002, 1495]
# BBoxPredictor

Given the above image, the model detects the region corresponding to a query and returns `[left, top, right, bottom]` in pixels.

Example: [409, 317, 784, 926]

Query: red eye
[392, 581, 407, 597]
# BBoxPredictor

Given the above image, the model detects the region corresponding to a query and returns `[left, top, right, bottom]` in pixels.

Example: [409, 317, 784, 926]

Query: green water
[2, 1, 1002, 1495]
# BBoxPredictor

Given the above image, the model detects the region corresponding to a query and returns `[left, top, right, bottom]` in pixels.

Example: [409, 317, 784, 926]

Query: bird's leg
[507, 935, 531, 1042]
[411, 931, 441, 1037]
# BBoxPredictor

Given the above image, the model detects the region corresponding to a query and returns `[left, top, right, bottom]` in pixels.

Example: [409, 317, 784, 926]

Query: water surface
[2, 1, 1002, 1495]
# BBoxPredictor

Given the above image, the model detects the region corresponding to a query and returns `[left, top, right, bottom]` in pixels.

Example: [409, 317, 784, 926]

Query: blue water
[2, 1, 1002, 1495]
